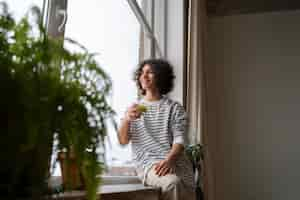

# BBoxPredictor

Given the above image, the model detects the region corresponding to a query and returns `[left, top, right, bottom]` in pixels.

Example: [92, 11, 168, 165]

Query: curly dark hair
[134, 59, 175, 95]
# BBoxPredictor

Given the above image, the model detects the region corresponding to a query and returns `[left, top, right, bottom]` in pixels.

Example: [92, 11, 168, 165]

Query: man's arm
[154, 143, 184, 176]
[155, 103, 187, 176]
[118, 118, 131, 145]
[118, 104, 142, 145]
[166, 143, 184, 163]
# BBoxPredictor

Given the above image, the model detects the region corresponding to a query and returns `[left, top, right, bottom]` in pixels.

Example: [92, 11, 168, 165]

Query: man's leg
[145, 167, 195, 200]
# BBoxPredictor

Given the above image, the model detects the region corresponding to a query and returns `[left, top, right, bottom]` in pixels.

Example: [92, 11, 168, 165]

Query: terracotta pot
[57, 151, 84, 190]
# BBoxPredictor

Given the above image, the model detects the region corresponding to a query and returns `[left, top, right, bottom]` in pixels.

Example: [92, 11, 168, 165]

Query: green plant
[0, 3, 115, 200]
[186, 144, 204, 169]
[185, 143, 204, 200]
[185, 143, 204, 184]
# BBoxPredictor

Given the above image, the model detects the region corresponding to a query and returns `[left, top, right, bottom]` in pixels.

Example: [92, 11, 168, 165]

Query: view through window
[62, 0, 142, 175]
[0, 0, 44, 22]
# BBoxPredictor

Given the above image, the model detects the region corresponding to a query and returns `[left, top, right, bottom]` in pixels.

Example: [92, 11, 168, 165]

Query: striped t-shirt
[129, 96, 195, 188]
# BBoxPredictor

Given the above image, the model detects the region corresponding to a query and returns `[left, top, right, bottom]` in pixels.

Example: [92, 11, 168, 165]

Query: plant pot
[57, 151, 85, 190]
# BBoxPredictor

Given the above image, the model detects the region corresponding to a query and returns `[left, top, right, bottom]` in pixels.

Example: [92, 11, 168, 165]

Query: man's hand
[154, 159, 175, 176]
[154, 143, 184, 176]
[125, 104, 142, 121]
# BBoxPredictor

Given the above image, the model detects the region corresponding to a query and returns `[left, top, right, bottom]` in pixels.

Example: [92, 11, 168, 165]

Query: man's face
[139, 64, 156, 91]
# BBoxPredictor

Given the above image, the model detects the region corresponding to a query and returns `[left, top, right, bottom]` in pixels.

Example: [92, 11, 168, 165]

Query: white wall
[207, 10, 300, 200]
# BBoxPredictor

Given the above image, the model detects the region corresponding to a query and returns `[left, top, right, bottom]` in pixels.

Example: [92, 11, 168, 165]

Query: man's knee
[161, 174, 181, 192]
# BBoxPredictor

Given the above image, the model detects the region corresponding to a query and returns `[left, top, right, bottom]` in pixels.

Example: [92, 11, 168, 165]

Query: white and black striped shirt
[129, 96, 195, 188]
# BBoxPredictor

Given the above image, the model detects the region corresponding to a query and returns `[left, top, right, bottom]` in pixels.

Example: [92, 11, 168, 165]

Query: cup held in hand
[137, 104, 147, 113]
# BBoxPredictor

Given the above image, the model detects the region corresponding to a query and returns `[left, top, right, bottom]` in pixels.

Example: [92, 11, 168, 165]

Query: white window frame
[45, 0, 68, 38]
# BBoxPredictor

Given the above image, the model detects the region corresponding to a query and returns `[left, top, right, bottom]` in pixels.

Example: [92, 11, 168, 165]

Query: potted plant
[186, 143, 205, 200]
[0, 3, 115, 200]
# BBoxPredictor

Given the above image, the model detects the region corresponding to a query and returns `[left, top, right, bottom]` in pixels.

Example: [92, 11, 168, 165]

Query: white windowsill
[49, 176, 160, 200]
[101, 175, 141, 185]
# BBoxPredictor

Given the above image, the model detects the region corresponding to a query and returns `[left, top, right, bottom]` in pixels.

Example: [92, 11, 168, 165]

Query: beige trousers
[144, 167, 196, 200]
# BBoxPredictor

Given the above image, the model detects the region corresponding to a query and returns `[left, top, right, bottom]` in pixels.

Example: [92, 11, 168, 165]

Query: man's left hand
[154, 159, 175, 176]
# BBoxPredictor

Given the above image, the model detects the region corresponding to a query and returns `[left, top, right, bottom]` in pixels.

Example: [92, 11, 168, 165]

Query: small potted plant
[186, 143, 205, 200]
[0, 3, 115, 200]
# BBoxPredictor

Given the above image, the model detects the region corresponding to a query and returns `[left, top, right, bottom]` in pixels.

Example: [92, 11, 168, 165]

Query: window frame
[45, 0, 188, 176]
[137, 0, 186, 104]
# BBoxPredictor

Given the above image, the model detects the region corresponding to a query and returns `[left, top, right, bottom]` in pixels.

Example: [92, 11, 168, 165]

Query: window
[1, 0, 44, 22]
[49, 0, 143, 175]
[45, 0, 186, 176]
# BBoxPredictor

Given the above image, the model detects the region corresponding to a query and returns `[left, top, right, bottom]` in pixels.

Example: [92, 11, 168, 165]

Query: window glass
[1, 0, 44, 22]
[62, 0, 142, 175]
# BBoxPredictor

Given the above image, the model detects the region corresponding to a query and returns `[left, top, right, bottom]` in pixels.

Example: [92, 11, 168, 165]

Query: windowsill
[49, 175, 141, 187]
[101, 175, 141, 185]
[50, 176, 160, 200]
[52, 184, 160, 199]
